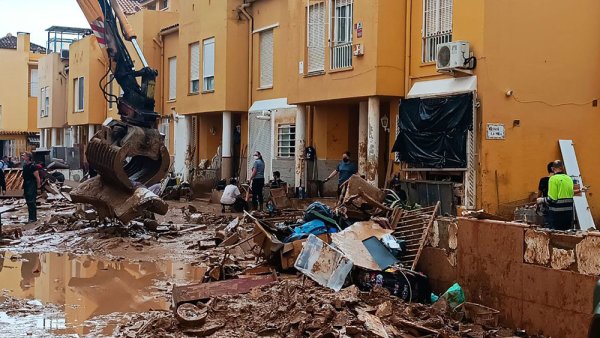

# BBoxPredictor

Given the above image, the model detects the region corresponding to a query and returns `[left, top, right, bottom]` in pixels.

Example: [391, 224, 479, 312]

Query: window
[40, 87, 50, 117]
[189, 42, 200, 93]
[277, 124, 296, 158]
[161, 0, 169, 10]
[203, 38, 215, 92]
[331, 0, 353, 69]
[259, 29, 274, 88]
[422, 0, 453, 63]
[168, 56, 177, 100]
[74, 77, 84, 112]
[307, 2, 326, 73]
[30, 68, 39, 97]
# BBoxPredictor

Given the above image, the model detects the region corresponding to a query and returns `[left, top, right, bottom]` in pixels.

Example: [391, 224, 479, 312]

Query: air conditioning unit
[60, 49, 69, 60]
[436, 41, 470, 71]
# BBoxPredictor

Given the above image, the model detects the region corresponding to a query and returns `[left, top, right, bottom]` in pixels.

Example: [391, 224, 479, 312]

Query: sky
[0, 0, 89, 47]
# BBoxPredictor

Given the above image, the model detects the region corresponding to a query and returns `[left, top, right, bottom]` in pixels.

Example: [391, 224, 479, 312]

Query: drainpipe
[238, 1, 257, 109]
[404, 0, 412, 97]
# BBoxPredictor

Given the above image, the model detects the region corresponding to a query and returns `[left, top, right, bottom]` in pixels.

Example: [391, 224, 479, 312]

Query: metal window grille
[259, 29, 274, 88]
[277, 124, 296, 158]
[422, 0, 453, 63]
[189, 42, 200, 93]
[307, 1, 326, 73]
[203, 38, 215, 91]
[331, 0, 353, 69]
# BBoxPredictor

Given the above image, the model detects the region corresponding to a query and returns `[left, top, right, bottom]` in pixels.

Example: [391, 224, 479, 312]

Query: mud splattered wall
[418, 218, 597, 338]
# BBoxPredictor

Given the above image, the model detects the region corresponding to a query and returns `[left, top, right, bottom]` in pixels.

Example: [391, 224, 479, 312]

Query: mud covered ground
[0, 199, 545, 337]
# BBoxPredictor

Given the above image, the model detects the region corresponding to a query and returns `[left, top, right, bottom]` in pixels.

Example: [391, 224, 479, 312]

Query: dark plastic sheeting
[392, 93, 473, 168]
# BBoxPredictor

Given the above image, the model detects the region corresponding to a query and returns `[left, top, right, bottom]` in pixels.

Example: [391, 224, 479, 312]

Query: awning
[407, 76, 477, 99]
[249, 98, 296, 112]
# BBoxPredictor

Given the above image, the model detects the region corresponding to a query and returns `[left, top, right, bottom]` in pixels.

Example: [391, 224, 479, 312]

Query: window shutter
[307, 2, 325, 73]
[203, 38, 215, 78]
[190, 42, 200, 92]
[259, 30, 274, 88]
[440, 0, 452, 34]
[169, 57, 177, 100]
[30, 69, 39, 97]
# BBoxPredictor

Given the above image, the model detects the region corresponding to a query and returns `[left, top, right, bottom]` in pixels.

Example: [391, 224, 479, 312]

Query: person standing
[22, 152, 41, 223]
[537, 160, 574, 230]
[250, 151, 265, 211]
[324, 151, 358, 196]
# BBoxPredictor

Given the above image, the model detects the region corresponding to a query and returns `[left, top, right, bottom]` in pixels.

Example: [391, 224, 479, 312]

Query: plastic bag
[438, 283, 465, 309]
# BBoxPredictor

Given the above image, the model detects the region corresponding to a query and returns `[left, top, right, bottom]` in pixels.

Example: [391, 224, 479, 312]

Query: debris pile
[117, 279, 542, 338]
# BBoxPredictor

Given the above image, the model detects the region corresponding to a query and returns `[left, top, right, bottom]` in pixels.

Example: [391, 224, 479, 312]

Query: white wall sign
[486, 123, 505, 140]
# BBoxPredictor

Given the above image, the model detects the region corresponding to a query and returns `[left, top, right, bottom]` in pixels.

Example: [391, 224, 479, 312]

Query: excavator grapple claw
[71, 119, 170, 223]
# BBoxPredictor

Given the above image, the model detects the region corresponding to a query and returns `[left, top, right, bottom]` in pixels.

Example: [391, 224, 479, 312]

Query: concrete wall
[418, 218, 597, 338]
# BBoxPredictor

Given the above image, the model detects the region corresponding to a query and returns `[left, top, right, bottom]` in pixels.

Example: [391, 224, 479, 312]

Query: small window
[259, 29, 274, 88]
[277, 124, 296, 158]
[189, 42, 200, 93]
[40, 87, 46, 117]
[74, 77, 84, 112]
[162, 0, 169, 9]
[422, 0, 453, 63]
[30, 68, 39, 97]
[168, 56, 177, 100]
[203, 38, 215, 92]
[40, 87, 50, 117]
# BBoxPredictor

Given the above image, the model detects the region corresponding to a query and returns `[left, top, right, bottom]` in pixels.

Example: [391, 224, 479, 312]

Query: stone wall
[418, 218, 597, 338]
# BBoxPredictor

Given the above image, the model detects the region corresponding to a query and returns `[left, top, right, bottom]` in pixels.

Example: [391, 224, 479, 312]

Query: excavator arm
[71, 0, 170, 223]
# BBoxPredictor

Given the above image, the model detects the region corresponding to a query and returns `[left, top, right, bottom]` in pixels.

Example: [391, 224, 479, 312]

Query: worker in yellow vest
[537, 160, 574, 230]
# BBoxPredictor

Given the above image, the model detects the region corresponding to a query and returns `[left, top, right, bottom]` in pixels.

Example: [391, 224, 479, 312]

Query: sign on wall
[486, 123, 505, 140]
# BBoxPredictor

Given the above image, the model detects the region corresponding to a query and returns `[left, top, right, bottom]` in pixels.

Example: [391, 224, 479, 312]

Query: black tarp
[392, 93, 473, 168]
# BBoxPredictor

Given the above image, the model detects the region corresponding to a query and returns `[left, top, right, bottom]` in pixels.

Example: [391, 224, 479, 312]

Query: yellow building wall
[476, 0, 600, 219]
[287, 0, 405, 105]
[67, 36, 107, 126]
[312, 104, 357, 160]
[407, 0, 600, 220]
[250, 0, 290, 102]
[0, 37, 41, 133]
[162, 30, 179, 117]
[177, 0, 248, 115]
[38, 53, 68, 129]
[198, 113, 222, 160]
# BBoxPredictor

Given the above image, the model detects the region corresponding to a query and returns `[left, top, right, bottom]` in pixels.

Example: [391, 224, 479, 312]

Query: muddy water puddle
[0, 251, 206, 337]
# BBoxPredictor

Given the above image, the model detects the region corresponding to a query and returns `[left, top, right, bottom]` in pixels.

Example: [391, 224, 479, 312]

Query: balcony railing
[331, 42, 352, 70]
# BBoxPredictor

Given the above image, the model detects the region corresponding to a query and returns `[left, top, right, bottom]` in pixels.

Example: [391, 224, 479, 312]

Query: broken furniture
[393, 202, 440, 270]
